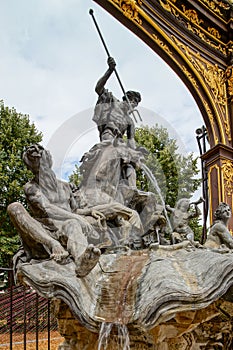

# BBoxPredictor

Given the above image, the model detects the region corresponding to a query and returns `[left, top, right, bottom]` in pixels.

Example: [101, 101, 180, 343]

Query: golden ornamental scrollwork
[221, 160, 233, 196]
[195, 61, 230, 141]
[172, 36, 231, 143]
[226, 65, 233, 101]
[208, 27, 221, 39]
[181, 66, 199, 89]
[216, 0, 232, 8]
[111, 0, 143, 25]
[159, 0, 178, 16]
[158, 1, 227, 55]
[198, 0, 231, 17]
[181, 5, 203, 26]
[152, 34, 173, 56]
[172, 37, 227, 105]
[202, 63, 227, 105]
[202, 100, 219, 144]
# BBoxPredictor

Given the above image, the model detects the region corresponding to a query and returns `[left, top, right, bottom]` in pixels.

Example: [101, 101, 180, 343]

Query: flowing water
[98, 166, 173, 350]
[141, 163, 172, 232]
[98, 322, 130, 350]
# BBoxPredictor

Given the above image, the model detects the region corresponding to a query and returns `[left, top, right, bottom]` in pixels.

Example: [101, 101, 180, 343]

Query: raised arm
[189, 204, 201, 219]
[95, 57, 116, 96]
[165, 204, 175, 214]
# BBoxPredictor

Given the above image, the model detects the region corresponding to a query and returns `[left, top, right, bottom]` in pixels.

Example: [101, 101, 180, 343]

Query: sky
[0, 1, 205, 194]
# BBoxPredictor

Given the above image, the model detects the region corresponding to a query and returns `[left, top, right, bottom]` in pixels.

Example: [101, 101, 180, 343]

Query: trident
[89, 9, 142, 123]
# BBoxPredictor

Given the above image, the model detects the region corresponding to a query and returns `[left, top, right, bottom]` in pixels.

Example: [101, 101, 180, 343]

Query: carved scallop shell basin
[17, 244, 233, 349]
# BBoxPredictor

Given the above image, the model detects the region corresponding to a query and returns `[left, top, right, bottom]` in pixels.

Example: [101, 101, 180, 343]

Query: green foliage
[0, 100, 42, 266]
[69, 164, 82, 188]
[135, 125, 202, 238]
[135, 125, 201, 207]
[189, 217, 202, 241]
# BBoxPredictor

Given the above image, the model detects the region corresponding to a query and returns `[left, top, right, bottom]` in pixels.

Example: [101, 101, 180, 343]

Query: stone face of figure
[214, 202, 231, 222]
[204, 202, 233, 250]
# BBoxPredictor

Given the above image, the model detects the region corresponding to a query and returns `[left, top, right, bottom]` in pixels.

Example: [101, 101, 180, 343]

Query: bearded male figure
[93, 57, 141, 149]
[7, 144, 107, 277]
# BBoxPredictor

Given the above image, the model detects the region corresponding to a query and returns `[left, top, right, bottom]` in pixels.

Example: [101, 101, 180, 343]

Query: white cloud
[0, 0, 204, 186]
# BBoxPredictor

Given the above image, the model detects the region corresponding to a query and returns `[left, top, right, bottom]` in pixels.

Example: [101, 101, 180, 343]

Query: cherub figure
[166, 198, 202, 244]
[204, 202, 233, 250]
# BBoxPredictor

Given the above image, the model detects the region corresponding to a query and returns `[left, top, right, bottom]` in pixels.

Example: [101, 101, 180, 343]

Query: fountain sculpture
[8, 58, 233, 349]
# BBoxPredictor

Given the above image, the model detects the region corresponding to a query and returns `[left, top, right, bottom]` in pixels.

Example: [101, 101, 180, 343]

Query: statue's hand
[91, 210, 106, 221]
[91, 210, 107, 231]
[107, 57, 116, 71]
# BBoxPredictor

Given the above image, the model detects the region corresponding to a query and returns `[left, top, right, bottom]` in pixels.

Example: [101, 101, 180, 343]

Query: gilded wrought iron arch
[94, 0, 233, 148]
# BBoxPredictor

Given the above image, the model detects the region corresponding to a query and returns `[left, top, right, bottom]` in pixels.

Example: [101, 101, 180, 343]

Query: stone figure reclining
[8, 143, 155, 276]
[7, 144, 111, 277]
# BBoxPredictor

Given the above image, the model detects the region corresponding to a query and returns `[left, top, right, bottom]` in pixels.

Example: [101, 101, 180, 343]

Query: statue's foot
[50, 242, 69, 262]
[75, 244, 101, 278]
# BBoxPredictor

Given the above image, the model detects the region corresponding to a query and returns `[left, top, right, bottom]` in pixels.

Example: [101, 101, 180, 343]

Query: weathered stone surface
[9, 142, 233, 349]
[17, 246, 233, 336]
[7, 78, 233, 349]
[53, 298, 233, 349]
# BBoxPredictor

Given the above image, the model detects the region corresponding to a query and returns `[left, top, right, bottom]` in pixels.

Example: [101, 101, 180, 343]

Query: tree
[0, 100, 42, 266]
[135, 125, 201, 207]
[69, 164, 82, 189]
[134, 125, 202, 240]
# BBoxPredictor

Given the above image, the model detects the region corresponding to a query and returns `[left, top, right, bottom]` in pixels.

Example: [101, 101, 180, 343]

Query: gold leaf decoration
[202, 100, 219, 144]
[222, 160, 233, 196]
[226, 65, 233, 101]
[159, 1, 227, 55]
[199, 0, 230, 16]
[181, 5, 203, 26]
[181, 65, 199, 89]
[208, 27, 221, 39]
[112, 0, 143, 25]
[152, 34, 173, 56]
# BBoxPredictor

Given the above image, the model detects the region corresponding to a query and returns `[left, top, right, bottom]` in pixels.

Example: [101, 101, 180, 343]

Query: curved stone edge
[135, 248, 233, 329]
[16, 248, 233, 332]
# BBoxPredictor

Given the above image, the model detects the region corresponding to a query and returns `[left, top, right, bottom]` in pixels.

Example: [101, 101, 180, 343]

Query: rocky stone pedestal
[18, 246, 233, 350]
[54, 299, 233, 349]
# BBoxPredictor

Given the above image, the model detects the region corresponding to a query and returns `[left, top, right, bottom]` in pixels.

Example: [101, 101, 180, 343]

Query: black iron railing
[0, 267, 59, 350]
